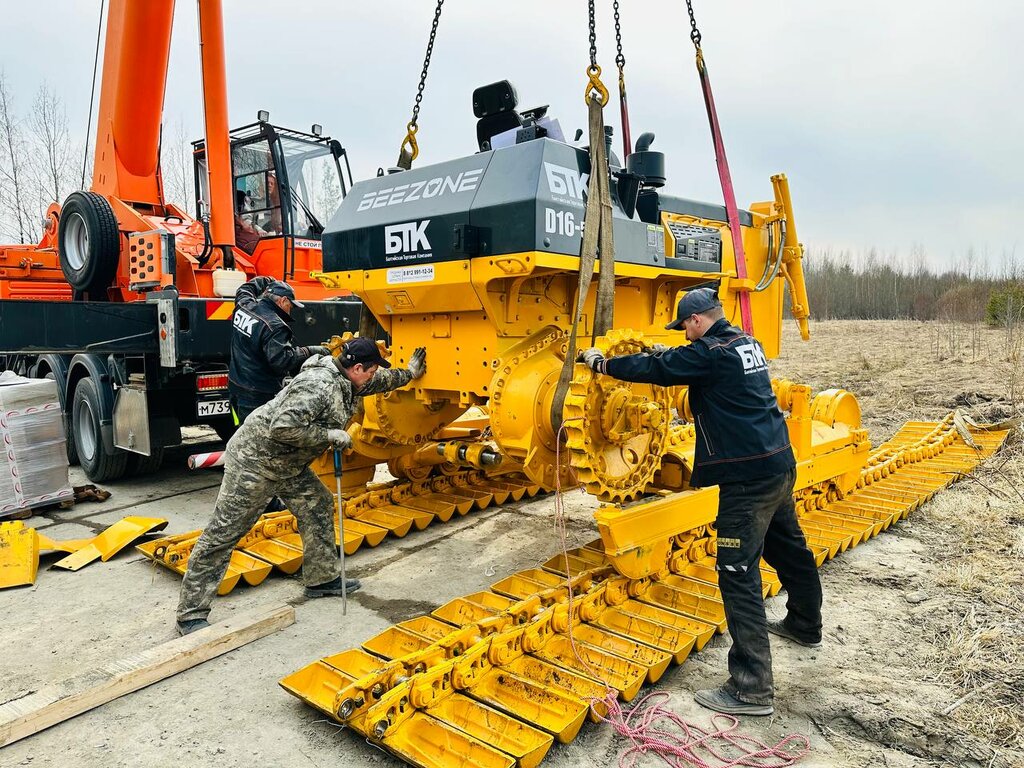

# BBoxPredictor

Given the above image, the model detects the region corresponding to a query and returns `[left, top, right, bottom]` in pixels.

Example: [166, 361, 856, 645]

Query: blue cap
[264, 280, 304, 309]
[665, 288, 721, 330]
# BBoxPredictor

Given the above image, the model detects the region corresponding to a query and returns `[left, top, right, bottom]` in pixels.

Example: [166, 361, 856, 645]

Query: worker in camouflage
[175, 337, 427, 635]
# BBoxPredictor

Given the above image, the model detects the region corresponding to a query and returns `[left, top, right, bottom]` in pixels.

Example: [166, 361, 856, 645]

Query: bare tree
[28, 82, 73, 207]
[161, 118, 195, 214]
[0, 71, 32, 243]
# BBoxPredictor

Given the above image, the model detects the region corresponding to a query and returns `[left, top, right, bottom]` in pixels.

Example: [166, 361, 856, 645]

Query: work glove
[577, 347, 605, 372]
[408, 347, 427, 380]
[326, 429, 352, 450]
[304, 345, 331, 358]
[647, 343, 670, 354]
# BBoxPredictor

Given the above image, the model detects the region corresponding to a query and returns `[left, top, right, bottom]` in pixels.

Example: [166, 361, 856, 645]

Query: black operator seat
[473, 79, 555, 152]
[474, 80, 523, 151]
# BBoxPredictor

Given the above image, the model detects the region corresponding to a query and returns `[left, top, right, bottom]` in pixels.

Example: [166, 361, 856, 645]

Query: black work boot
[766, 619, 822, 648]
[694, 687, 774, 716]
[176, 618, 211, 636]
[304, 577, 362, 598]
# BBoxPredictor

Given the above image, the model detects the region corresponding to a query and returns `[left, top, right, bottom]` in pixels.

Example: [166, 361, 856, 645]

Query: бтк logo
[385, 220, 432, 255]
[233, 309, 258, 337]
[544, 162, 589, 201]
[736, 342, 768, 373]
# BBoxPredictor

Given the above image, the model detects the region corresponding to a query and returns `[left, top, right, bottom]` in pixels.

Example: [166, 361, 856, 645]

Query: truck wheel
[72, 377, 127, 482]
[126, 446, 165, 476]
[38, 370, 79, 466]
[58, 191, 120, 296]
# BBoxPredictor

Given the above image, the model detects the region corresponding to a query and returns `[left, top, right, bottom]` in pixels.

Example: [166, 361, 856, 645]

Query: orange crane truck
[0, 0, 360, 481]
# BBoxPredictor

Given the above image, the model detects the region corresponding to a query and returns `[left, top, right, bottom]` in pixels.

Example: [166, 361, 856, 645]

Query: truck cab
[193, 117, 353, 294]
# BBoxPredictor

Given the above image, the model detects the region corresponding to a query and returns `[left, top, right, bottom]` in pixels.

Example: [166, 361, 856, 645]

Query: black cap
[264, 280, 304, 309]
[341, 337, 391, 369]
[665, 288, 722, 330]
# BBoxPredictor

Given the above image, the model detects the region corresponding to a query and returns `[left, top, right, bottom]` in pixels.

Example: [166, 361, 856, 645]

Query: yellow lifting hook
[584, 65, 609, 107]
[400, 121, 420, 166]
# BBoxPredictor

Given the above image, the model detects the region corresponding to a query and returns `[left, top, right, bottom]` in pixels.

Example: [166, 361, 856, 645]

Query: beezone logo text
[544, 162, 588, 206]
[358, 168, 484, 211]
[233, 309, 258, 337]
[736, 342, 768, 374]
[385, 220, 431, 259]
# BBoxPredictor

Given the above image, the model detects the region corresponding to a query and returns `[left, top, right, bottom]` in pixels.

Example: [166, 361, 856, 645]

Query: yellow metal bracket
[0, 521, 40, 589]
[309, 270, 347, 291]
[729, 278, 758, 292]
[52, 516, 168, 571]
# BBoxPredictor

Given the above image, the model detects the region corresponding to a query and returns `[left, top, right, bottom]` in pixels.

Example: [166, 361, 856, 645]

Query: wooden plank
[0, 602, 295, 747]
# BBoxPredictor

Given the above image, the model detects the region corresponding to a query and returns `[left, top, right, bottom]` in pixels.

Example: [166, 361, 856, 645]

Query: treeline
[802, 247, 1023, 324]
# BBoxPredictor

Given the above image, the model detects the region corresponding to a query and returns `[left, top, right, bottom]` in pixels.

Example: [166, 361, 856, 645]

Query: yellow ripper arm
[771, 173, 811, 340]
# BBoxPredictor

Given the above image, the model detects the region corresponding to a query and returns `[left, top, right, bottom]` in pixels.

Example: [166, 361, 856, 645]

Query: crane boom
[91, 0, 234, 255]
[197, 0, 235, 251]
[92, 0, 174, 206]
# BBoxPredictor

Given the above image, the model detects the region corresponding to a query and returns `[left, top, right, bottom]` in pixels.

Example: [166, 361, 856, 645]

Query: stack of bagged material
[0, 370, 73, 518]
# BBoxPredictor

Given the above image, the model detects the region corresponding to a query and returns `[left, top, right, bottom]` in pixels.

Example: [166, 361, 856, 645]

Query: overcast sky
[2, 1, 1021, 270]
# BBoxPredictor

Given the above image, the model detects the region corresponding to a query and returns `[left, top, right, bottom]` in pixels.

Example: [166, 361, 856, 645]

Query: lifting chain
[588, 0, 598, 69]
[613, 0, 632, 158]
[613, 0, 626, 73]
[685, 0, 702, 47]
[584, 0, 608, 106]
[397, 0, 445, 170]
[684, 0, 705, 69]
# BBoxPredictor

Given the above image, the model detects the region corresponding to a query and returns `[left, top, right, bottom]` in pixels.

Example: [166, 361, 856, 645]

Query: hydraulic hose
[755, 219, 786, 292]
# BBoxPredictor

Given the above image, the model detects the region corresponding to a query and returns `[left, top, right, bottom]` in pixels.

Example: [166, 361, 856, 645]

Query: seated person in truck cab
[234, 190, 261, 255]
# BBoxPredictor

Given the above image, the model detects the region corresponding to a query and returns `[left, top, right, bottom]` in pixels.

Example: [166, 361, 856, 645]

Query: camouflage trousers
[176, 452, 340, 623]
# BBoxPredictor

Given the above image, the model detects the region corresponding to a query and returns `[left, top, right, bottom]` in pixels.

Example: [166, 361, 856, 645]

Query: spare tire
[58, 191, 120, 296]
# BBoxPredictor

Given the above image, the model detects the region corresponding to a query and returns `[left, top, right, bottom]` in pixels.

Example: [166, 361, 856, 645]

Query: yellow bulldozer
[309, 76, 831, 579]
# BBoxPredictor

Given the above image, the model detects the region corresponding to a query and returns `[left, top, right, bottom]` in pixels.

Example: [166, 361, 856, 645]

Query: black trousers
[228, 389, 274, 426]
[714, 467, 822, 705]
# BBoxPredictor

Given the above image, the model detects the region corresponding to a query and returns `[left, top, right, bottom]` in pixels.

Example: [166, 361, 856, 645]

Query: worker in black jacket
[578, 287, 822, 717]
[228, 277, 328, 425]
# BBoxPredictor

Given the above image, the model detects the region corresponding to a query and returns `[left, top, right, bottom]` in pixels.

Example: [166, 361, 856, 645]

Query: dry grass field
[768, 319, 1023, 767]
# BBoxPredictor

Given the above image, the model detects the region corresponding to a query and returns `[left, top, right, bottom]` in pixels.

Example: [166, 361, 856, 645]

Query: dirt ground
[2, 319, 1021, 768]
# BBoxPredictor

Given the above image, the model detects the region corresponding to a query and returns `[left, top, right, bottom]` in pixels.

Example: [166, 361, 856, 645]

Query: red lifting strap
[696, 54, 755, 336]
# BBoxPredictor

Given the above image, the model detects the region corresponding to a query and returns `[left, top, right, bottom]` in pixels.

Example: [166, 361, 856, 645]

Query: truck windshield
[231, 135, 344, 248]
[278, 136, 344, 239]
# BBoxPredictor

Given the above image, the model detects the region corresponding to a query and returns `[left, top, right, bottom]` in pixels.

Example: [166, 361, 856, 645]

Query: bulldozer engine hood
[321, 138, 744, 275]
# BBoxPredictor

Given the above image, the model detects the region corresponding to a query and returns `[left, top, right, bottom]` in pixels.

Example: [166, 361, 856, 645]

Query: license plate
[198, 399, 231, 417]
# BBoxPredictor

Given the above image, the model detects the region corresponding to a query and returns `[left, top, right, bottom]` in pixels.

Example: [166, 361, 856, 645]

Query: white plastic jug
[212, 268, 246, 298]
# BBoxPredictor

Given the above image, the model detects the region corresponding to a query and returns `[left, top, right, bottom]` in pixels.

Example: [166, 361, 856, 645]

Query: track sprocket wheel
[563, 329, 672, 503]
